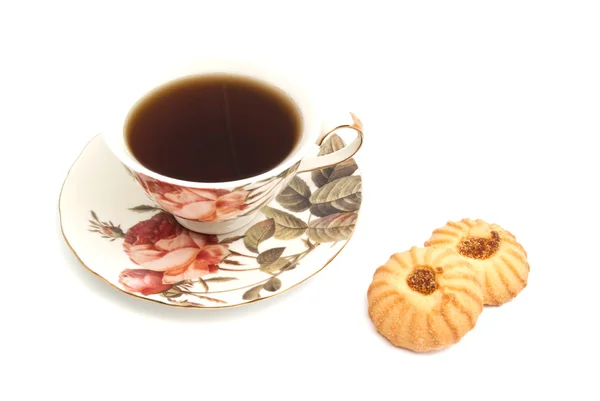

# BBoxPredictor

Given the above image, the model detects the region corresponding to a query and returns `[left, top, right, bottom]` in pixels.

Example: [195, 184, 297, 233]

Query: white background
[1, 1, 599, 400]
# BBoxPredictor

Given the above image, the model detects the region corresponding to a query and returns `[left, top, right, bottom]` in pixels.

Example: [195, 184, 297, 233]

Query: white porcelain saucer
[59, 135, 362, 308]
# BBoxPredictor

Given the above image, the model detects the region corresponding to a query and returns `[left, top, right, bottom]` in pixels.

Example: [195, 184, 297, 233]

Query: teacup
[103, 59, 363, 234]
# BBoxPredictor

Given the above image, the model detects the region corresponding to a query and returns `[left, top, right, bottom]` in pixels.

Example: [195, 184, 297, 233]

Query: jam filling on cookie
[458, 230, 500, 259]
[407, 266, 438, 295]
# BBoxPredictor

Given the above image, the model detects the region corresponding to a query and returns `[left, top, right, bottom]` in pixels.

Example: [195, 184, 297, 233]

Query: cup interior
[103, 59, 321, 189]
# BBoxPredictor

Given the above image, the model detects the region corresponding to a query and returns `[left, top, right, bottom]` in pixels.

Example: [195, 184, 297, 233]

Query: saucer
[59, 135, 362, 308]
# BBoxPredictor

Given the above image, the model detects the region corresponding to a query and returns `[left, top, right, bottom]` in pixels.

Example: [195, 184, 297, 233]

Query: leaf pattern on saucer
[309, 176, 362, 217]
[243, 219, 276, 253]
[261, 206, 307, 240]
[307, 212, 358, 243]
[276, 176, 312, 212]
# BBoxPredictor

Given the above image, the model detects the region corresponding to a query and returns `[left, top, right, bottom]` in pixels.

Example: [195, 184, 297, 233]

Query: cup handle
[296, 112, 364, 173]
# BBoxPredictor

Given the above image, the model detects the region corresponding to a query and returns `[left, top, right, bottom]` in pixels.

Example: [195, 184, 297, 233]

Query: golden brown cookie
[367, 247, 484, 352]
[425, 218, 529, 306]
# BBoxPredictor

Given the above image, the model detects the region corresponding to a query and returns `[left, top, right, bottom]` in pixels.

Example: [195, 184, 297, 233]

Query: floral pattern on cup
[135, 174, 250, 222]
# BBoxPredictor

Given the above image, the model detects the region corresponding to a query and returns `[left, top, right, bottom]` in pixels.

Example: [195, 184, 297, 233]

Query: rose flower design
[119, 269, 172, 296]
[137, 175, 249, 222]
[118, 212, 229, 294]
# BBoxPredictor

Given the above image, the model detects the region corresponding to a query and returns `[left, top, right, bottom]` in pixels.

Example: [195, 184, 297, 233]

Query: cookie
[425, 218, 529, 306]
[367, 246, 484, 352]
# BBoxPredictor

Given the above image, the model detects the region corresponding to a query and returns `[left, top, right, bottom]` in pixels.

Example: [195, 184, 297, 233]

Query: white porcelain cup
[103, 59, 363, 234]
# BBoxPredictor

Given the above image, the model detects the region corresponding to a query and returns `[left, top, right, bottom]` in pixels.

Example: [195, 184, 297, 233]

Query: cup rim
[103, 58, 322, 189]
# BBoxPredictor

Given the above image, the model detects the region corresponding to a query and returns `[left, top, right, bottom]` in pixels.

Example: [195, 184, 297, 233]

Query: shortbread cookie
[425, 219, 529, 306]
[367, 247, 484, 352]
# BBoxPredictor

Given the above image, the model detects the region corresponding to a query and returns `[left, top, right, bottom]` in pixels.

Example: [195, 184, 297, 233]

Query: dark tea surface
[126, 74, 301, 182]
